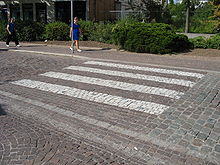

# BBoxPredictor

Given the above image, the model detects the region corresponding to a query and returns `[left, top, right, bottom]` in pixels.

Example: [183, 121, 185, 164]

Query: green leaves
[44, 22, 69, 41]
[112, 22, 192, 54]
[189, 35, 220, 49]
[16, 20, 45, 41]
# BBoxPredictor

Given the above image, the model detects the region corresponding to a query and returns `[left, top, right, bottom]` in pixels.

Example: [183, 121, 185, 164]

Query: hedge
[16, 20, 45, 41]
[112, 22, 193, 54]
[0, 21, 7, 41]
[189, 34, 220, 49]
[43, 22, 70, 41]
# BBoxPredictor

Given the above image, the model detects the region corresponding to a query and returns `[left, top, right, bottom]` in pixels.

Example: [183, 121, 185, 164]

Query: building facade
[1, 0, 117, 23]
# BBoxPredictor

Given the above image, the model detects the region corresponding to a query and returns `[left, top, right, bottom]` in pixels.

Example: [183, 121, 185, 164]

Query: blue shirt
[71, 23, 80, 40]
[71, 23, 80, 35]
[9, 23, 15, 33]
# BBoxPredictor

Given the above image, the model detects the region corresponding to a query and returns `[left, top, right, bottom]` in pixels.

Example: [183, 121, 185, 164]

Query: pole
[71, 0, 74, 53]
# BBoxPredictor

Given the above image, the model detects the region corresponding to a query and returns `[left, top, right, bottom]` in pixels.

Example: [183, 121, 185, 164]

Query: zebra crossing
[10, 60, 206, 115]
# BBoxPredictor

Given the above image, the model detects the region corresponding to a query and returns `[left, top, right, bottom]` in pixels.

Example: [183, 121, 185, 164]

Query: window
[55, 1, 86, 24]
[55, 2, 70, 24]
[36, 3, 47, 23]
[115, 1, 121, 19]
[23, 4, 33, 21]
[0, 5, 7, 21]
[10, 4, 20, 20]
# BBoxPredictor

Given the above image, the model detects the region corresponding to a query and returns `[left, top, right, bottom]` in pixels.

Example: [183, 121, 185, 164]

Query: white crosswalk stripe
[9, 60, 205, 115]
[65, 66, 196, 87]
[11, 79, 169, 115]
[40, 71, 184, 99]
[84, 61, 205, 78]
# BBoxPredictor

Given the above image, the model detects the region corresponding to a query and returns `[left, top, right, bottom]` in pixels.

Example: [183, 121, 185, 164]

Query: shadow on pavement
[22, 44, 47, 47]
[0, 104, 7, 115]
[83, 48, 112, 52]
[0, 48, 9, 51]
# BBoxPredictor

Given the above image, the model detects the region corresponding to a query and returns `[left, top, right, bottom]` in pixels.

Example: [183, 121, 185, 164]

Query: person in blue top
[69, 17, 82, 52]
[6, 18, 20, 47]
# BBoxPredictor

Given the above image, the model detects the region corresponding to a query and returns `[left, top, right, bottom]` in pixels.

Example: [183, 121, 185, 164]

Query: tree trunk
[185, 6, 189, 33]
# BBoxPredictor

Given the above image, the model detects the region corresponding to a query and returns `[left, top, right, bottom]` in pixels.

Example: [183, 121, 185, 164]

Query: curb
[0, 41, 118, 52]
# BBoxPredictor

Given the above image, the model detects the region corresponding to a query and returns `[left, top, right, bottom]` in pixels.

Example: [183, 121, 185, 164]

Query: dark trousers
[6, 32, 19, 45]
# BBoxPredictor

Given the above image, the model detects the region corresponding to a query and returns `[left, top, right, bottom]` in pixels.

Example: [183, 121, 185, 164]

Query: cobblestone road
[0, 43, 220, 165]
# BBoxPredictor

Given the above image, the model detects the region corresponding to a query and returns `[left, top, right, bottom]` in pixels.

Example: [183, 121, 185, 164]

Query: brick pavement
[0, 113, 140, 165]
[0, 42, 220, 164]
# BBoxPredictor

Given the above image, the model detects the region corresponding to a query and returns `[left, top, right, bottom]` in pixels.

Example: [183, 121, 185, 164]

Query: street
[0, 42, 220, 165]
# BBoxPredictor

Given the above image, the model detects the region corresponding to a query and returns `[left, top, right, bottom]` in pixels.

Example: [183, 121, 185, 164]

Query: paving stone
[206, 139, 216, 147]
[178, 140, 190, 148]
[0, 45, 220, 164]
[208, 132, 220, 142]
[148, 129, 163, 138]
[201, 146, 212, 154]
[214, 144, 220, 153]
[167, 134, 182, 144]
[196, 133, 209, 141]
[176, 128, 187, 136]
[192, 138, 204, 147]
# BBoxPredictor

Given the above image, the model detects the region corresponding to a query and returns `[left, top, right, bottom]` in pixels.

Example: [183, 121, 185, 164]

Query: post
[71, 0, 74, 53]
[185, 7, 189, 33]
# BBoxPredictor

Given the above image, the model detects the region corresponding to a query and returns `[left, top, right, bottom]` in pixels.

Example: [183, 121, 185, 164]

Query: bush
[112, 22, 192, 54]
[44, 22, 69, 41]
[90, 23, 114, 44]
[190, 20, 218, 34]
[78, 20, 95, 41]
[189, 34, 220, 49]
[16, 20, 45, 41]
[79, 20, 114, 44]
[0, 21, 7, 41]
[207, 34, 220, 49]
[189, 36, 207, 48]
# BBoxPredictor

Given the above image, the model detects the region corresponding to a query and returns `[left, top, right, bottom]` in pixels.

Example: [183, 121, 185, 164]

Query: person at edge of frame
[69, 17, 82, 52]
[6, 18, 20, 48]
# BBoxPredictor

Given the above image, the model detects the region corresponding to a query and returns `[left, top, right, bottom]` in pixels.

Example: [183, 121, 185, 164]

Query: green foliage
[168, 3, 186, 30]
[189, 34, 220, 49]
[122, 13, 147, 23]
[190, 20, 218, 33]
[168, 1, 217, 33]
[16, 20, 45, 41]
[44, 22, 69, 41]
[78, 20, 95, 40]
[112, 22, 192, 54]
[90, 23, 114, 44]
[127, 0, 163, 22]
[189, 36, 207, 48]
[0, 21, 7, 41]
[211, 0, 220, 21]
[207, 34, 220, 49]
[189, 3, 217, 33]
[192, 3, 213, 21]
[79, 20, 114, 44]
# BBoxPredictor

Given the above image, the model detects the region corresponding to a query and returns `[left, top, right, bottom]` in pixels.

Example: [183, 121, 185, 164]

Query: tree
[210, 0, 220, 31]
[182, 0, 200, 33]
[211, 0, 220, 20]
[168, 2, 186, 29]
[127, 0, 163, 22]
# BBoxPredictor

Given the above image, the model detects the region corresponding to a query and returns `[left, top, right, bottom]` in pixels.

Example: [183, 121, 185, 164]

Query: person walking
[69, 17, 82, 52]
[6, 18, 20, 47]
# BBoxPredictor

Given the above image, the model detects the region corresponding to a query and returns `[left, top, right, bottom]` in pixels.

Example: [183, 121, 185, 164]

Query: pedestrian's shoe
[70, 47, 73, 51]
[6, 45, 9, 47]
[77, 49, 82, 52]
[16, 45, 21, 47]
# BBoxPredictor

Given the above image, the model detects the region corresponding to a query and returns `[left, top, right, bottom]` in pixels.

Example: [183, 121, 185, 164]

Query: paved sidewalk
[1, 41, 220, 72]
[0, 42, 220, 165]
